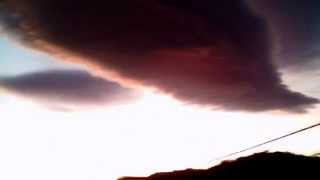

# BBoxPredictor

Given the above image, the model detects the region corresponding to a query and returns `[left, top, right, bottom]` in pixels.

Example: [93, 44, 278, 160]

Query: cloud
[0, 70, 140, 111]
[119, 152, 320, 179]
[1, 0, 318, 112]
[248, 0, 320, 69]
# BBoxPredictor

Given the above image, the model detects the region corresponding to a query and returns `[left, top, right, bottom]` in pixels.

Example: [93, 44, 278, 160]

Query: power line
[208, 121, 320, 164]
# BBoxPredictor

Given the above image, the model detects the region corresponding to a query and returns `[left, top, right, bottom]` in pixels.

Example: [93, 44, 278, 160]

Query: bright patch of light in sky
[1, 92, 320, 180]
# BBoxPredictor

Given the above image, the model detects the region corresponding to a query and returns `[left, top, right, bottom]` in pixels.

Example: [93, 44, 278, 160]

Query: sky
[0, 38, 76, 76]
[0, 1, 320, 180]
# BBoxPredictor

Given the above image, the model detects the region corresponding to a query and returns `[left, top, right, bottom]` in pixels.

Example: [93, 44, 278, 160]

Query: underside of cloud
[1, 0, 318, 112]
[0, 70, 140, 111]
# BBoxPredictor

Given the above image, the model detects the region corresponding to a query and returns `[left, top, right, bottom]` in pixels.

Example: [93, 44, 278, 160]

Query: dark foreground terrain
[119, 152, 320, 179]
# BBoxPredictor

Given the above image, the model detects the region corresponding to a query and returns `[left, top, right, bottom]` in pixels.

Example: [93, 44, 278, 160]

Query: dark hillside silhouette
[119, 152, 320, 179]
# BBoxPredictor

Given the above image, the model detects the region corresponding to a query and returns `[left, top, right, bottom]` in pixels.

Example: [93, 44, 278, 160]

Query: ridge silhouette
[119, 152, 320, 179]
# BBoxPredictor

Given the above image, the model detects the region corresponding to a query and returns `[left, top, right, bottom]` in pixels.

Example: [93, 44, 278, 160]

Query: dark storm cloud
[0, 70, 140, 111]
[119, 152, 320, 179]
[248, 0, 320, 68]
[1, 0, 318, 112]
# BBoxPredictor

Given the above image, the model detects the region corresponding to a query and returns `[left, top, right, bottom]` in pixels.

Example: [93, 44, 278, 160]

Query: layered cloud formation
[0, 70, 140, 111]
[1, 0, 319, 112]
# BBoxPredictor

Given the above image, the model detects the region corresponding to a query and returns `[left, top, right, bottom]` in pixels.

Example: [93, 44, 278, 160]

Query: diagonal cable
[209, 122, 320, 164]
